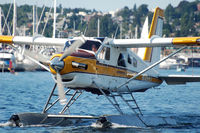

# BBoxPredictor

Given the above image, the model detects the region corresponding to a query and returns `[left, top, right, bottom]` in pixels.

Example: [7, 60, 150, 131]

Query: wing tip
[172, 37, 200, 45]
[0, 35, 13, 44]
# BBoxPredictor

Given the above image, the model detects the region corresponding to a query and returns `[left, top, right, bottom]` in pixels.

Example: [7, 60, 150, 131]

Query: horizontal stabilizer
[159, 75, 200, 85]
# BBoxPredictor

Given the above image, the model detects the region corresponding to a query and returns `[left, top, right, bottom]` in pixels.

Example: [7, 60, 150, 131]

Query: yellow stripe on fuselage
[50, 55, 162, 84]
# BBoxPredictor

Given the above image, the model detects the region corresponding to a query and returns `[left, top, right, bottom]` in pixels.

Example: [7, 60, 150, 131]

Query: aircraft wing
[1, 35, 200, 48]
[159, 75, 200, 85]
[109, 36, 200, 48]
[0, 35, 74, 46]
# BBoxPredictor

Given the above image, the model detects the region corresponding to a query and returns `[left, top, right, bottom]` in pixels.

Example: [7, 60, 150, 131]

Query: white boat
[14, 48, 48, 71]
[159, 56, 188, 70]
[0, 50, 16, 72]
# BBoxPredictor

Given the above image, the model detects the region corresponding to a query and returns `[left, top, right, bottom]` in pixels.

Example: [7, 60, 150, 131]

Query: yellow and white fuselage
[50, 47, 162, 94]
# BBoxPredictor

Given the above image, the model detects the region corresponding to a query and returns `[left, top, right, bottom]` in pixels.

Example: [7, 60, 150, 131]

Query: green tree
[100, 14, 117, 37]
[137, 4, 148, 17]
[180, 12, 195, 36]
[165, 4, 175, 22]
[86, 15, 98, 37]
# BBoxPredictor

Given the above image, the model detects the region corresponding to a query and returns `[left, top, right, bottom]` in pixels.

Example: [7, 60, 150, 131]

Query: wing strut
[25, 55, 50, 72]
[42, 83, 83, 114]
[117, 46, 187, 90]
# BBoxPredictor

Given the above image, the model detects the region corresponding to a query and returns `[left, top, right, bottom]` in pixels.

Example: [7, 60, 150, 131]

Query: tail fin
[143, 7, 164, 65]
[138, 17, 149, 59]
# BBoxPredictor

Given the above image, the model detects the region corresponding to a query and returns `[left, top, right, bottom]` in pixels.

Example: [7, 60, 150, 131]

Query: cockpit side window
[128, 54, 132, 64]
[80, 40, 101, 52]
[133, 57, 137, 67]
[118, 53, 126, 67]
[64, 40, 101, 52]
[105, 47, 110, 60]
[97, 46, 110, 60]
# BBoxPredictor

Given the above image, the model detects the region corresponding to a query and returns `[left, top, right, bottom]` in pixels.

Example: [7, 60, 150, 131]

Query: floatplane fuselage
[49, 41, 162, 95]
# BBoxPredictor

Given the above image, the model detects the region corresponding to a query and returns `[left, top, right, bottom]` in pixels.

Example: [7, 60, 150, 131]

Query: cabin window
[105, 47, 110, 60]
[128, 55, 132, 64]
[133, 57, 137, 67]
[98, 46, 110, 60]
[118, 53, 126, 67]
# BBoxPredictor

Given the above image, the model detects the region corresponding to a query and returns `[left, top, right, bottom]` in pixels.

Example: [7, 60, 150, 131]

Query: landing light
[72, 61, 87, 70]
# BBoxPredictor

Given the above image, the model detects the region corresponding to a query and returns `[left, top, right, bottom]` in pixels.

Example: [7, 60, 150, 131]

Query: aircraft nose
[50, 57, 64, 72]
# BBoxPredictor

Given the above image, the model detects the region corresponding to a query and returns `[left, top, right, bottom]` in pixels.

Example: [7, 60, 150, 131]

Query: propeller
[11, 36, 86, 105]
[21, 48, 66, 105]
[56, 71, 67, 105]
[13, 45, 51, 71]
[24, 49, 50, 66]
[59, 36, 86, 61]
[50, 36, 86, 105]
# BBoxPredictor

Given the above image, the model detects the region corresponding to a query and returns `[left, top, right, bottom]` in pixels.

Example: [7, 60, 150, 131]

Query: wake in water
[0, 121, 16, 127]
[1, 114, 200, 131]
[91, 122, 142, 129]
[91, 114, 200, 130]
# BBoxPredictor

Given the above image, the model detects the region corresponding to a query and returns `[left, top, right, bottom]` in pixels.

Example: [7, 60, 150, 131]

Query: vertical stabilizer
[143, 7, 164, 64]
[138, 17, 149, 59]
[141, 17, 149, 39]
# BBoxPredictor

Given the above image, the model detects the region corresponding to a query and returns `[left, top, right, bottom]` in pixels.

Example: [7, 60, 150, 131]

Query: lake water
[0, 68, 200, 132]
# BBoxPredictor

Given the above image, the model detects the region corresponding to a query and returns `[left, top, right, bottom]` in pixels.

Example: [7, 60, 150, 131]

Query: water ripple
[0, 70, 200, 132]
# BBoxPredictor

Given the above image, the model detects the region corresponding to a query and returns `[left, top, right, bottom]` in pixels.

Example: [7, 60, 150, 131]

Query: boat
[188, 58, 200, 67]
[0, 49, 16, 72]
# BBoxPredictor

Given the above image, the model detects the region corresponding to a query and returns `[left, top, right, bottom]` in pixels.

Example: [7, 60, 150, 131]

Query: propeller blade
[59, 36, 86, 61]
[56, 72, 67, 105]
[25, 55, 51, 72]
[24, 49, 50, 65]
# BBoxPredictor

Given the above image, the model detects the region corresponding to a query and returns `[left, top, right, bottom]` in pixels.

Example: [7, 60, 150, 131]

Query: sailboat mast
[0, 7, 2, 35]
[97, 18, 100, 37]
[33, 5, 36, 35]
[53, 0, 56, 38]
[13, 0, 17, 36]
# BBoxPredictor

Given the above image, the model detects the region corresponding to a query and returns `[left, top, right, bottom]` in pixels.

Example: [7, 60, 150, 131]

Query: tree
[180, 12, 195, 36]
[133, 4, 137, 12]
[100, 14, 117, 37]
[86, 15, 98, 37]
[165, 4, 175, 22]
[137, 4, 148, 17]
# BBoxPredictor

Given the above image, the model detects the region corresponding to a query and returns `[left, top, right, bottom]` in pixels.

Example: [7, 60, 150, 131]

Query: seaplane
[1, 7, 200, 128]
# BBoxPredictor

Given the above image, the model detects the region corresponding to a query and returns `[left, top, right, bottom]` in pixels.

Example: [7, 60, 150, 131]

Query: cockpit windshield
[64, 40, 102, 53]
